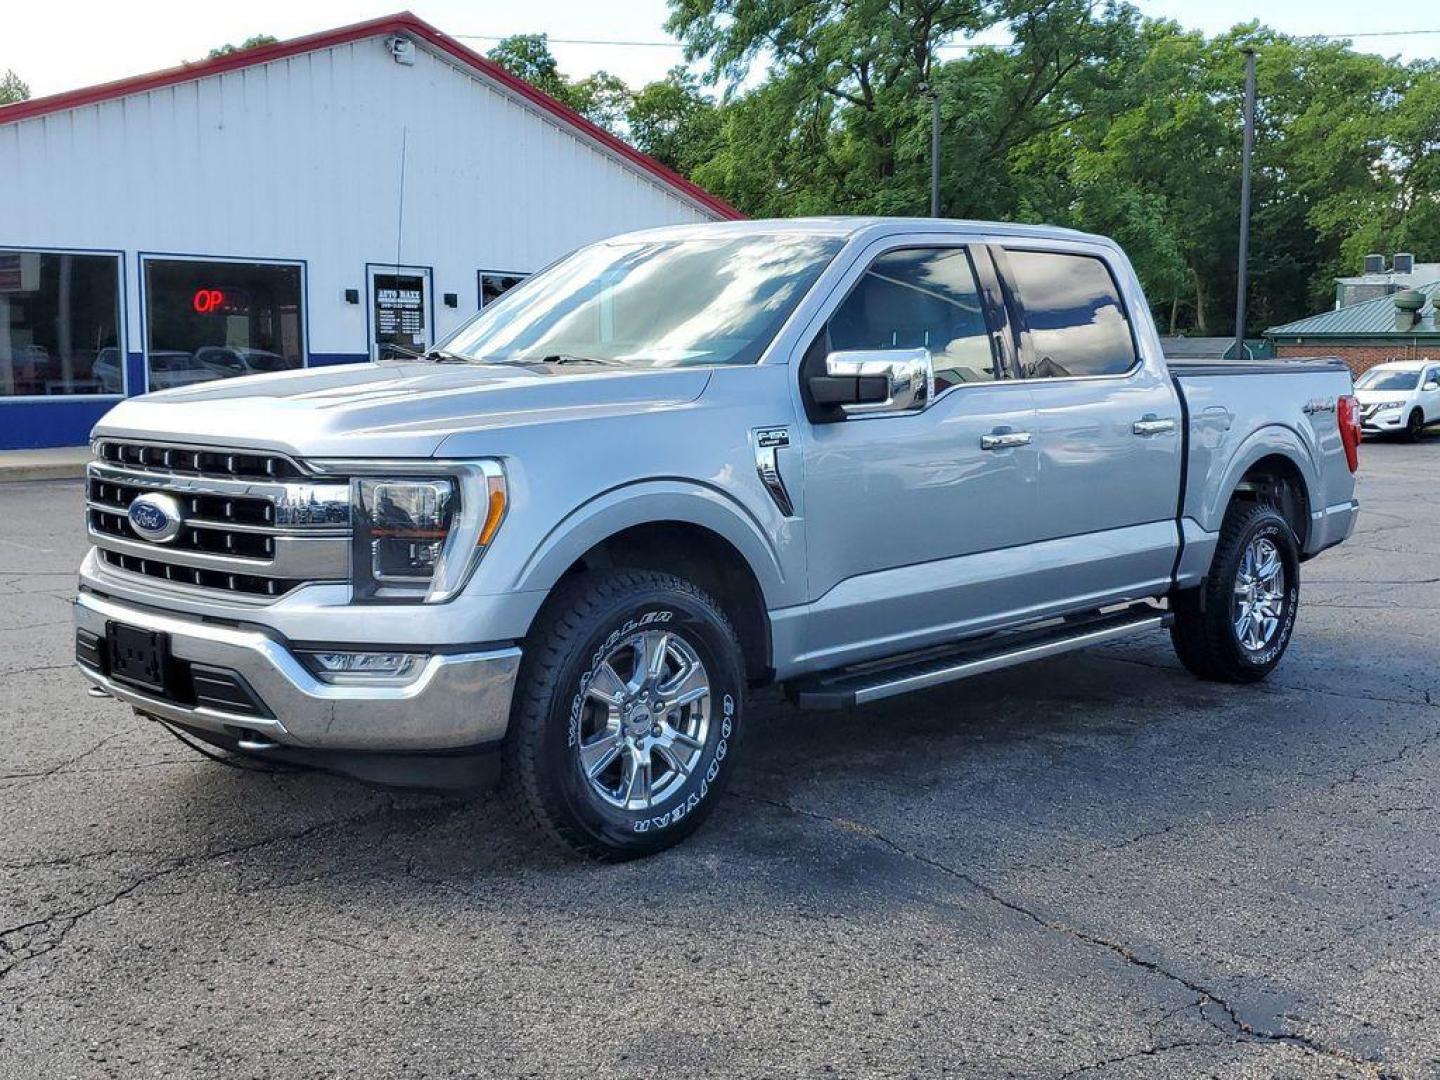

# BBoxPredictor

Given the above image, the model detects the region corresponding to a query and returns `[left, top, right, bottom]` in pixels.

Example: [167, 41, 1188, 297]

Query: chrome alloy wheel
[1232, 535, 1286, 652]
[576, 629, 711, 811]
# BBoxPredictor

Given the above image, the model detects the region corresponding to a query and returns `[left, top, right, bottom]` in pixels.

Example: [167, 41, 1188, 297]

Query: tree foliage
[0, 69, 29, 105]
[497, 9, 1440, 333]
[206, 35, 280, 60]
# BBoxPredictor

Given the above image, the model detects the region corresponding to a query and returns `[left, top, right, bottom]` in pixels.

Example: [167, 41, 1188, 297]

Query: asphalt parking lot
[1, 438, 1437, 1079]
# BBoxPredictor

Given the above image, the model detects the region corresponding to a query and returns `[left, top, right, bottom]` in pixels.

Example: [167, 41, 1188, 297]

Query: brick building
[1265, 281, 1440, 378]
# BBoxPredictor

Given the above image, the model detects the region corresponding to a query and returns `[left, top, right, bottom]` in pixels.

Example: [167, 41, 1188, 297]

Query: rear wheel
[1170, 501, 1300, 683]
[503, 569, 744, 860]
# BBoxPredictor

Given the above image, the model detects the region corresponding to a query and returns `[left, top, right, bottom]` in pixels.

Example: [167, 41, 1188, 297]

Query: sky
[3, 0, 1438, 100]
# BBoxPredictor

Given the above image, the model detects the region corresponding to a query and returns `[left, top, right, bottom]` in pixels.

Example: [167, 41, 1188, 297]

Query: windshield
[438, 236, 843, 368]
[1356, 368, 1420, 391]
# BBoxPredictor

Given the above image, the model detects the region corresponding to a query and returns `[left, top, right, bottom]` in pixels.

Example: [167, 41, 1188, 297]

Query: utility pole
[1233, 48, 1257, 361]
[920, 83, 940, 217]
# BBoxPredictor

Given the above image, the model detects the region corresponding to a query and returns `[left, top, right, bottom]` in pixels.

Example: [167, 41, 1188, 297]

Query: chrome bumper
[73, 590, 521, 751]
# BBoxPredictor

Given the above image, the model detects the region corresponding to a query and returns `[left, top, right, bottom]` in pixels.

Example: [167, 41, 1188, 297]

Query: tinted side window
[827, 247, 998, 392]
[1005, 250, 1137, 378]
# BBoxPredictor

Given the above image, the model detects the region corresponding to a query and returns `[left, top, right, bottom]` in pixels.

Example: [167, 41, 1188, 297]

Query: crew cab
[73, 218, 1362, 859]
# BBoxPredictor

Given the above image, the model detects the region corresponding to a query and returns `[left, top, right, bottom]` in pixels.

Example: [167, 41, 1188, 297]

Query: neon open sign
[192, 288, 227, 314]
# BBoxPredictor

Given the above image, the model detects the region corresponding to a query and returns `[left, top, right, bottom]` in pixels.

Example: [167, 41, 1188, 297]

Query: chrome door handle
[1132, 417, 1177, 437]
[980, 431, 1033, 450]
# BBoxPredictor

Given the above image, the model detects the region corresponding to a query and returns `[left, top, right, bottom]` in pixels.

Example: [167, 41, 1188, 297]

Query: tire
[1169, 501, 1300, 684]
[1405, 409, 1425, 442]
[503, 569, 744, 860]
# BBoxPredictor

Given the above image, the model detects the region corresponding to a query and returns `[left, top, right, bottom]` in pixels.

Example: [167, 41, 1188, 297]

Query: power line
[452, 27, 1440, 50]
[454, 34, 684, 48]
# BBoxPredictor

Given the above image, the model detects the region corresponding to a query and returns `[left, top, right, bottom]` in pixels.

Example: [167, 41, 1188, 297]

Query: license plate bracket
[106, 622, 171, 693]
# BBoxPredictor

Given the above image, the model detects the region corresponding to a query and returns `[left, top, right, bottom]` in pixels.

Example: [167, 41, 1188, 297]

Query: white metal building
[0, 12, 738, 449]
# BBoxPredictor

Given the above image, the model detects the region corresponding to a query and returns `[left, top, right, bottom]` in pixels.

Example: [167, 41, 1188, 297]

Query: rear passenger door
[996, 245, 1184, 608]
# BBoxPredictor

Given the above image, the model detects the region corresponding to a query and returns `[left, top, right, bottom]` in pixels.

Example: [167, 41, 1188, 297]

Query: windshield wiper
[378, 343, 474, 364]
[532, 353, 623, 367]
[426, 348, 473, 364]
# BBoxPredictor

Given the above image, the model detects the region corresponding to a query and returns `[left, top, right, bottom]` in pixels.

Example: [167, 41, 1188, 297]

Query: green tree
[0, 69, 29, 105]
[206, 34, 280, 59]
[628, 67, 722, 174]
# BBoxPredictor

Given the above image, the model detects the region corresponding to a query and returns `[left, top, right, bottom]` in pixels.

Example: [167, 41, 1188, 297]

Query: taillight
[1337, 394, 1361, 474]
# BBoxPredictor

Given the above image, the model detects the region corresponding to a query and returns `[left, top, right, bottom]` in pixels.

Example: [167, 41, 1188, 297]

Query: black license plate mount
[106, 622, 171, 693]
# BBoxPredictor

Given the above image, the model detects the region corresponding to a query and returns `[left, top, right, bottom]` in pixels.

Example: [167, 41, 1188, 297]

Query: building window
[479, 271, 527, 309]
[143, 258, 304, 391]
[0, 249, 122, 397]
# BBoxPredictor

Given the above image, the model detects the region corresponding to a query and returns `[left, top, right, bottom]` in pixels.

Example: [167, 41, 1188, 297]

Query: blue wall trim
[0, 398, 117, 449]
[309, 353, 371, 367]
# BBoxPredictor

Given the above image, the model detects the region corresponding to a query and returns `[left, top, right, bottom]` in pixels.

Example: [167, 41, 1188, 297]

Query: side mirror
[1424, 381, 1439, 391]
[809, 348, 933, 417]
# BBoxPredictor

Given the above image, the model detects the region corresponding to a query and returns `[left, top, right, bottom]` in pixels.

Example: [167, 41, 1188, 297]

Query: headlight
[1376, 400, 1407, 411]
[349, 461, 507, 603]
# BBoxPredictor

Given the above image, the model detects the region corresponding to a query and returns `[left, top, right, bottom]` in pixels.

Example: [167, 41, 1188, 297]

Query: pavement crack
[0, 732, 126, 785]
[1056, 1039, 1219, 1078]
[730, 789, 1389, 1078]
[0, 797, 453, 984]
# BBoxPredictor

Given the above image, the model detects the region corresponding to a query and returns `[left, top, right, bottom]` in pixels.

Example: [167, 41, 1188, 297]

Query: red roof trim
[0, 11, 743, 221]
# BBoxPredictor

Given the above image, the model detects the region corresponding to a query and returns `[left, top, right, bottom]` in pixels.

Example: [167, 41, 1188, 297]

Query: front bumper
[73, 590, 521, 752]
[1361, 410, 1406, 434]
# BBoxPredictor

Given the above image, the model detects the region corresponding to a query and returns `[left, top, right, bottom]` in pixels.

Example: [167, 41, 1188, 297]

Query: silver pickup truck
[74, 218, 1362, 859]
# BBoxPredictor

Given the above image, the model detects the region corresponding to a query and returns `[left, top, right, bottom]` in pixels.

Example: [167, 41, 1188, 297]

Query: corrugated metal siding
[1267, 281, 1440, 338]
[0, 34, 716, 357]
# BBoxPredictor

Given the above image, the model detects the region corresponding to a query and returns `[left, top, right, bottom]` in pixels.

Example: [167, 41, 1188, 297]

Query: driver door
[795, 244, 1043, 672]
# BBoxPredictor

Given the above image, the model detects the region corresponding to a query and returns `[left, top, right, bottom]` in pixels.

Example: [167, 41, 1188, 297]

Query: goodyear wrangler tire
[503, 569, 744, 860]
[1169, 501, 1300, 684]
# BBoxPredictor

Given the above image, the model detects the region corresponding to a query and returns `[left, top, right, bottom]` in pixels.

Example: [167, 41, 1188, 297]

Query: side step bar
[789, 603, 1171, 710]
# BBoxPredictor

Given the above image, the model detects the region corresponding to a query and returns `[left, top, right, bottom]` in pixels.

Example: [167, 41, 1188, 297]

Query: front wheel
[1405, 409, 1425, 442]
[503, 569, 744, 860]
[1170, 501, 1300, 683]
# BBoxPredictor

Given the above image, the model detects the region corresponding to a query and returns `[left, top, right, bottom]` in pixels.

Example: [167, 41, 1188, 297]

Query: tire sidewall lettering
[633, 692, 735, 834]
[1236, 520, 1298, 669]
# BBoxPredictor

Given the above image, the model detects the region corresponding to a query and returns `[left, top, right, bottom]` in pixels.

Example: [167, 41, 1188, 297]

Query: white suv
[1355, 360, 1440, 440]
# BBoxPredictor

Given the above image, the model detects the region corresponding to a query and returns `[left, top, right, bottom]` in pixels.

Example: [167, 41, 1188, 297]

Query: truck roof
[603, 216, 1108, 246]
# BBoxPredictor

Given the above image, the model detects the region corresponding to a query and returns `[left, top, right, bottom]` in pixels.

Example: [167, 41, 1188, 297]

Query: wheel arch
[1202, 425, 1319, 550]
[515, 483, 785, 682]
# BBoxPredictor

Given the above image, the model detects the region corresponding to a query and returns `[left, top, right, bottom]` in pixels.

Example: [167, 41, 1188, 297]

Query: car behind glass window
[826, 247, 998, 392]
[1005, 250, 1137, 378]
[0, 250, 121, 396]
[143, 259, 304, 391]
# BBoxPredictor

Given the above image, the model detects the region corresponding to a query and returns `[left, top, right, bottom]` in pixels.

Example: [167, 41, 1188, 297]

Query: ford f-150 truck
[74, 218, 1362, 859]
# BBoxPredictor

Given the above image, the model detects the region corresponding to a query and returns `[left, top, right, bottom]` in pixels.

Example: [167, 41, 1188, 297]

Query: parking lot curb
[0, 448, 91, 482]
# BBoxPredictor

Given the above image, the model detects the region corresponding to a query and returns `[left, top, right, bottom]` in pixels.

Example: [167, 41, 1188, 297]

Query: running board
[789, 604, 1171, 709]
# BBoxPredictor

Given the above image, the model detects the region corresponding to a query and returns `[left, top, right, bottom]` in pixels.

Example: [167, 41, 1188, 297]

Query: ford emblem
[128, 492, 184, 544]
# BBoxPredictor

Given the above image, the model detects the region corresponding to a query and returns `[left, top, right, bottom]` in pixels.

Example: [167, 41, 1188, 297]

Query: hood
[1354, 385, 1416, 404]
[92, 361, 713, 458]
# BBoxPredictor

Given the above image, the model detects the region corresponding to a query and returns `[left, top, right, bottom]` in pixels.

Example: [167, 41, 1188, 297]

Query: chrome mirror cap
[825, 348, 933, 416]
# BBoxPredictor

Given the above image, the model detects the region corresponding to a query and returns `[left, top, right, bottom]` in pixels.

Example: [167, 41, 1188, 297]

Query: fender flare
[1199, 422, 1320, 535]
[513, 479, 789, 608]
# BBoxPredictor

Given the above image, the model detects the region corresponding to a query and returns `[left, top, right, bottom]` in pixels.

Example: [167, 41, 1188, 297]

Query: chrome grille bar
[86, 447, 351, 602]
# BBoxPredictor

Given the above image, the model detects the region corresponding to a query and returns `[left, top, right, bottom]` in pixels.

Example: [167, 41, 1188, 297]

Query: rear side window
[1005, 250, 1137, 378]
[826, 247, 999, 392]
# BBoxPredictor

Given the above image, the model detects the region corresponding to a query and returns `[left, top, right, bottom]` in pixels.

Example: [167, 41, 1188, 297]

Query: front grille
[88, 479, 275, 558]
[96, 439, 306, 480]
[87, 441, 350, 602]
[99, 549, 305, 597]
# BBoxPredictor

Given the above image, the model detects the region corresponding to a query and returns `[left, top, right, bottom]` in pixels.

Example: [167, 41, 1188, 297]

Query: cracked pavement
[2, 437, 1438, 1078]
